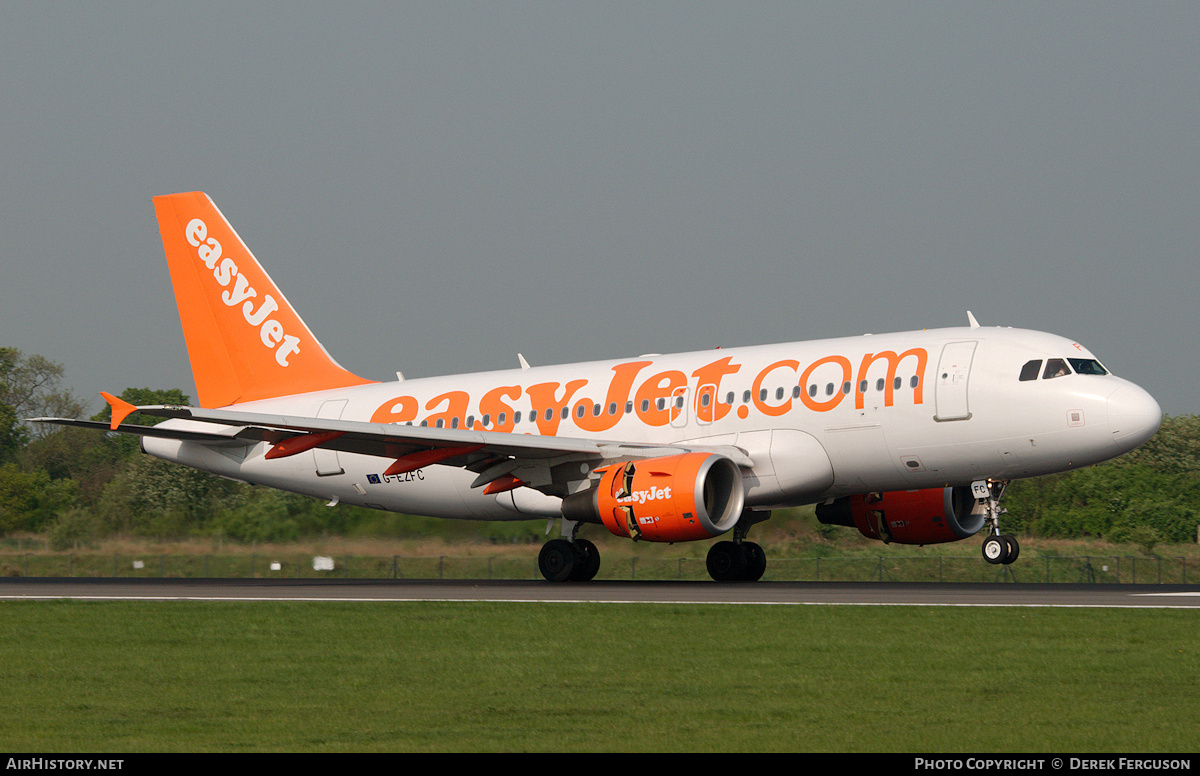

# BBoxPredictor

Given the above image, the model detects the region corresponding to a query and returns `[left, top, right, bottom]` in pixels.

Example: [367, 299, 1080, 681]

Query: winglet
[967, 311, 980, 329]
[101, 392, 138, 430]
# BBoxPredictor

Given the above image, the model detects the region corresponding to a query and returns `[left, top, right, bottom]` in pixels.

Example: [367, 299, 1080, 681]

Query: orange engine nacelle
[561, 452, 745, 542]
[815, 487, 986, 545]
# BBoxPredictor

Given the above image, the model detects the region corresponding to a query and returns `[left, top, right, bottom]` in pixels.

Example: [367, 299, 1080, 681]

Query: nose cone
[1107, 383, 1162, 452]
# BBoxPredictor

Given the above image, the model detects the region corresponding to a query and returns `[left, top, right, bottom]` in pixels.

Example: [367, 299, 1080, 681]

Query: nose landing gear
[975, 480, 1020, 565]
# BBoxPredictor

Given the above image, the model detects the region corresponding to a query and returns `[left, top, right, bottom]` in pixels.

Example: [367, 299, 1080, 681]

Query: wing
[31, 394, 754, 497]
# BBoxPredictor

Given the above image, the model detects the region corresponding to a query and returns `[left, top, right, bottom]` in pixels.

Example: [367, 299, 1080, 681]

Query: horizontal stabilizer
[27, 417, 251, 446]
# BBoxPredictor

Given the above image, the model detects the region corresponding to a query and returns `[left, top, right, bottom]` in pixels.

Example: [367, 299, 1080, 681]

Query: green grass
[0, 601, 1196, 752]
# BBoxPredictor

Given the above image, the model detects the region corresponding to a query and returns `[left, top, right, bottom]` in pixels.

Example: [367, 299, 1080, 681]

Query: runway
[2, 578, 1199, 607]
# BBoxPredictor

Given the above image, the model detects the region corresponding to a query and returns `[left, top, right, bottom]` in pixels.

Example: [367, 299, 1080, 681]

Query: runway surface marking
[3, 593, 1199, 608]
[1134, 591, 1200, 597]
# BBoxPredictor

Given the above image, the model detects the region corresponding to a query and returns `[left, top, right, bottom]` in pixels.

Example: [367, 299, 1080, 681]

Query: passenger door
[934, 341, 976, 421]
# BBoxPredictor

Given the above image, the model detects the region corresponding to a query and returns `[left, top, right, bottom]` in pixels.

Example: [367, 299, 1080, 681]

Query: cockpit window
[1022, 356, 1108, 381]
[1043, 358, 1071, 379]
[1019, 360, 1042, 382]
[1068, 358, 1108, 375]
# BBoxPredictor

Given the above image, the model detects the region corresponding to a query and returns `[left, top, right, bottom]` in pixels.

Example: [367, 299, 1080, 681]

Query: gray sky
[2, 3, 1196, 416]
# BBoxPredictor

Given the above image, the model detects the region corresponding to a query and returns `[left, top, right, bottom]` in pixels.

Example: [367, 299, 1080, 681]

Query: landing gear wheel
[742, 541, 767, 582]
[982, 535, 1008, 565]
[569, 538, 601, 582]
[539, 539, 577, 582]
[976, 479, 1020, 566]
[1000, 534, 1020, 565]
[706, 541, 747, 582]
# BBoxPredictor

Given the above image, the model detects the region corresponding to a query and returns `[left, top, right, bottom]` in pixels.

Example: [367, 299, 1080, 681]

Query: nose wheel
[975, 480, 1019, 565]
[982, 533, 1020, 565]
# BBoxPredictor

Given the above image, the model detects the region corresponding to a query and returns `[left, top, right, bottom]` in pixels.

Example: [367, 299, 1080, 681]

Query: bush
[47, 506, 100, 551]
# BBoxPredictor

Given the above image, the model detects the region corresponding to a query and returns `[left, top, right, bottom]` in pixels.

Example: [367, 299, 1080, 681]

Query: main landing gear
[975, 480, 1020, 565]
[706, 510, 770, 582]
[537, 512, 773, 583]
[538, 521, 601, 582]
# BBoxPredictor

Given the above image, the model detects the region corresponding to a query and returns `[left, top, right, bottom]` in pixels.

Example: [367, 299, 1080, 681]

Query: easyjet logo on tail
[184, 218, 301, 367]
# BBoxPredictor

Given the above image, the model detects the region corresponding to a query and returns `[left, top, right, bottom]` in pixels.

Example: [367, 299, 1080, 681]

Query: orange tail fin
[153, 192, 374, 408]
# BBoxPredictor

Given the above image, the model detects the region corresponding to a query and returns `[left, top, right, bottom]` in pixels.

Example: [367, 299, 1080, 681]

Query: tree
[1005, 415, 1200, 544]
[1119, 414, 1200, 475]
[0, 462, 77, 534]
[0, 347, 84, 442]
[0, 401, 22, 463]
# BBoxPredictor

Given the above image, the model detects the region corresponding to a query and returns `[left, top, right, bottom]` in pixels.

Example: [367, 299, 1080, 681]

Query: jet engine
[561, 452, 744, 542]
[815, 487, 986, 545]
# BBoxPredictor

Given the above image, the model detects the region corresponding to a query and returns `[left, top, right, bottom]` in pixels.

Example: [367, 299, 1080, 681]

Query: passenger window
[1043, 359, 1071, 380]
[1019, 360, 1042, 382]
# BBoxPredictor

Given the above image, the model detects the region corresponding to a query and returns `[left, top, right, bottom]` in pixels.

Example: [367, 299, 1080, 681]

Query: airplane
[33, 191, 1163, 582]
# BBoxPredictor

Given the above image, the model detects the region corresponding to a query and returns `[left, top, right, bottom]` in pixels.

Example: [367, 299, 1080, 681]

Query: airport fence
[0, 552, 1196, 584]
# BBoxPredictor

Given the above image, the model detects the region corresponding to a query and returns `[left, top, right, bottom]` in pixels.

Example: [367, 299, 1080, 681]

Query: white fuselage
[143, 325, 1162, 521]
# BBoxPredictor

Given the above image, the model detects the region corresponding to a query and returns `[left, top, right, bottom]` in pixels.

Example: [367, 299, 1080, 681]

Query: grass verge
[0, 600, 1195, 752]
